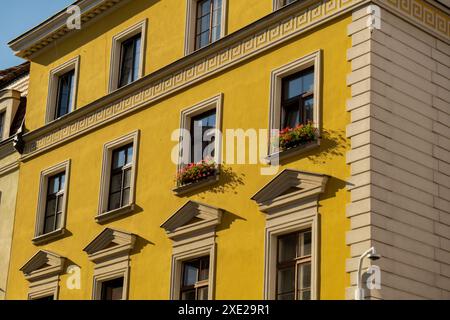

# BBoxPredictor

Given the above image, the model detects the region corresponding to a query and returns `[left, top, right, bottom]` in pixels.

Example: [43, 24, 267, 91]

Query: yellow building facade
[5, 0, 450, 300]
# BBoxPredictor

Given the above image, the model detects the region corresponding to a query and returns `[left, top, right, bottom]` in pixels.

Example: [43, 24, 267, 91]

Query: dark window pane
[300, 290, 311, 300]
[302, 231, 312, 257]
[281, 68, 315, 128]
[277, 292, 295, 300]
[183, 263, 199, 286]
[123, 169, 132, 188]
[44, 215, 56, 234]
[119, 34, 141, 88]
[122, 188, 130, 206]
[181, 290, 196, 300]
[277, 267, 295, 294]
[55, 212, 63, 231]
[56, 195, 64, 213]
[48, 176, 59, 195]
[299, 262, 312, 289]
[126, 145, 134, 165]
[197, 15, 211, 34]
[101, 278, 124, 300]
[278, 233, 297, 263]
[199, 258, 209, 281]
[55, 70, 75, 119]
[45, 198, 56, 217]
[197, 287, 208, 300]
[190, 109, 216, 163]
[283, 103, 300, 129]
[284, 76, 302, 100]
[108, 144, 134, 211]
[304, 96, 314, 124]
[181, 256, 210, 301]
[133, 37, 141, 84]
[108, 192, 121, 211]
[110, 173, 122, 193]
[198, 0, 211, 16]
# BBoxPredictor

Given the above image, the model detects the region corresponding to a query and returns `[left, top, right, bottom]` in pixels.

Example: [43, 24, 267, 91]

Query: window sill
[266, 139, 320, 164]
[32, 228, 66, 245]
[173, 174, 220, 196]
[96, 203, 135, 224]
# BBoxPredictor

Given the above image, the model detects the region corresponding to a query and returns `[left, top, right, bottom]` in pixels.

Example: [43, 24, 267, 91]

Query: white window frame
[109, 19, 147, 92]
[45, 56, 80, 123]
[264, 213, 319, 300]
[33, 160, 71, 244]
[97, 130, 139, 222]
[268, 50, 322, 155]
[21, 250, 66, 300]
[184, 0, 227, 55]
[171, 244, 216, 300]
[28, 277, 59, 300]
[161, 201, 222, 300]
[92, 267, 129, 301]
[178, 94, 223, 172]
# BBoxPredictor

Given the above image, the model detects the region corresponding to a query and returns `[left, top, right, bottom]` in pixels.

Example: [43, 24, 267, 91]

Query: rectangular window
[108, 144, 133, 211]
[195, 0, 222, 50]
[101, 278, 124, 300]
[33, 160, 70, 244]
[180, 256, 210, 300]
[280, 67, 314, 129]
[190, 109, 216, 163]
[98, 131, 139, 221]
[0, 112, 5, 141]
[43, 172, 66, 235]
[55, 70, 75, 119]
[118, 34, 142, 88]
[276, 229, 312, 300]
[109, 20, 147, 92]
[46, 56, 79, 123]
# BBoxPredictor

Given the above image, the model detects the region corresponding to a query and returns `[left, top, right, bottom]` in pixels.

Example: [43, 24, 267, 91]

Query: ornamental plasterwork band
[22, 0, 449, 159]
[381, 0, 450, 38]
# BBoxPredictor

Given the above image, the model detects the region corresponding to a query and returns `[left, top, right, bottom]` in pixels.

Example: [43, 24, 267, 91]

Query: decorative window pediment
[161, 201, 222, 241]
[84, 228, 136, 300]
[251, 169, 328, 214]
[162, 201, 222, 300]
[20, 250, 65, 282]
[83, 228, 136, 264]
[20, 250, 66, 300]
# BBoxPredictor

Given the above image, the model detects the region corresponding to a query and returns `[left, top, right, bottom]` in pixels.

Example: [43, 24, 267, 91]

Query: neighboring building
[4, 0, 449, 300]
[0, 62, 29, 299]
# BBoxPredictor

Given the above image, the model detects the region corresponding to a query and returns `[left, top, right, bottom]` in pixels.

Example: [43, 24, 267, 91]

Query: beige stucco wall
[346, 5, 450, 299]
[0, 151, 20, 300]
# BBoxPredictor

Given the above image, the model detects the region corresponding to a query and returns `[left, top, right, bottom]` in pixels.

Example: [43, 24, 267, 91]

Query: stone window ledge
[266, 139, 320, 164]
[32, 228, 66, 245]
[95, 203, 135, 224]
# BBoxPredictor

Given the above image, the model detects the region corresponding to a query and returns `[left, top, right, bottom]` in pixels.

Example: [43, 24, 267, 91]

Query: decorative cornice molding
[20, 250, 66, 282]
[83, 228, 136, 264]
[161, 201, 223, 241]
[8, 0, 129, 58]
[380, 0, 450, 39]
[251, 169, 329, 213]
[19, 0, 448, 159]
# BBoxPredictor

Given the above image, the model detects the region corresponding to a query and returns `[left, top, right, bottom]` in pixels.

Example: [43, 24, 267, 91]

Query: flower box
[278, 123, 317, 151]
[173, 160, 219, 195]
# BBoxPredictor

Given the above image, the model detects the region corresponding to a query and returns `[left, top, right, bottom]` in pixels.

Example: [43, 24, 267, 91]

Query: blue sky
[0, 0, 74, 69]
